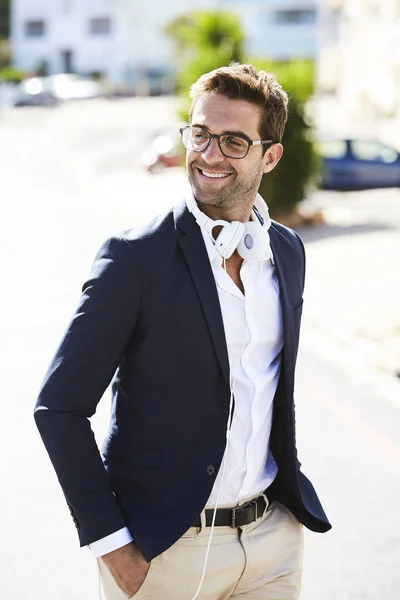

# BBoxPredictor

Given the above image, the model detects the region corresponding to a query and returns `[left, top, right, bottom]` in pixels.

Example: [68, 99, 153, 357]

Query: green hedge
[165, 10, 243, 122]
[0, 66, 27, 83]
[251, 59, 320, 218]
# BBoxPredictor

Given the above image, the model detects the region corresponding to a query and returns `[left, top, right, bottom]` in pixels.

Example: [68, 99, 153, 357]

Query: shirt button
[206, 465, 216, 476]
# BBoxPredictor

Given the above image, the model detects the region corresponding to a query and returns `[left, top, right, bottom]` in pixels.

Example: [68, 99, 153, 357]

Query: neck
[198, 203, 254, 223]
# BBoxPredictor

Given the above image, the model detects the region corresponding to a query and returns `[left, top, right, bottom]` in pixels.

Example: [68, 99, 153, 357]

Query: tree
[165, 10, 244, 118]
[252, 59, 320, 218]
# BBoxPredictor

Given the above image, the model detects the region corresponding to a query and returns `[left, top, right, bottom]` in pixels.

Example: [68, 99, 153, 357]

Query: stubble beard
[188, 163, 264, 215]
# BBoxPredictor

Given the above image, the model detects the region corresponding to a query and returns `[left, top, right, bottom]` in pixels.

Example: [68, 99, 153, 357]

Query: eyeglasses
[180, 126, 274, 159]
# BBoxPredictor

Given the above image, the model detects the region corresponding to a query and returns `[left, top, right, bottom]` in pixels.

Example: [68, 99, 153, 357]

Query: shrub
[165, 10, 243, 121]
[0, 65, 27, 83]
[251, 59, 320, 218]
[0, 36, 10, 67]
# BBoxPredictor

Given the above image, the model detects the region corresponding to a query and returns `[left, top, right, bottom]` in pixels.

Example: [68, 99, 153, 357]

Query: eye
[191, 129, 208, 141]
[222, 135, 247, 149]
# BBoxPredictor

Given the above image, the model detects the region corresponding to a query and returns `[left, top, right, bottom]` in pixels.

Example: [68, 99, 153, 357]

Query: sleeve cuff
[88, 527, 134, 558]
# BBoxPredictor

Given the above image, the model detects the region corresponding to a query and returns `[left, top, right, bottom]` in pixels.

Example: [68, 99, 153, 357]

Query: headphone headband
[186, 193, 271, 261]
[191, 208, 227, 241]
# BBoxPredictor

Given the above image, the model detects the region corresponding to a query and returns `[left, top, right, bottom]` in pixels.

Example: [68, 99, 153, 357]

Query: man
[34, 63, 331, 600]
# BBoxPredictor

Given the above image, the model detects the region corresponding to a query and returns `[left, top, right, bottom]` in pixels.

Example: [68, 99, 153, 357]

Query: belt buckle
[231, 506, 238, 528]
[231, 499, 258, 528]
[249, 499, 258, 522]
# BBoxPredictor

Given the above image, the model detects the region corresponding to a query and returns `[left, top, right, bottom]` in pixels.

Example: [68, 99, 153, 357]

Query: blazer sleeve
[34, 235, 141, 546]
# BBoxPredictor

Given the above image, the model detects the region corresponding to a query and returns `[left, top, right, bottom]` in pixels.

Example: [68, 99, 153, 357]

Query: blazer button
[206, 465, 216, 476]
[221, 404, 230, 414]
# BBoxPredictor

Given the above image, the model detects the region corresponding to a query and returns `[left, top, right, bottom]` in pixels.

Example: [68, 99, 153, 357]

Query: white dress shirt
[89, 195, 283, 556]
[203, 197, 282, 505]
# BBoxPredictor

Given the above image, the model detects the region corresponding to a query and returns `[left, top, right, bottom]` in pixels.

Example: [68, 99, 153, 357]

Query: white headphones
[187, 193, 272, 262]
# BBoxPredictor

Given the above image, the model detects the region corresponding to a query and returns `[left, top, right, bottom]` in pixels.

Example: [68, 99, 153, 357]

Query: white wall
[316, 0, 400, 142]
[12, 0, 119, 75]
[11, 0, 218, 85]
[11, 0, 319, 89]
[224, 0, 318, 59]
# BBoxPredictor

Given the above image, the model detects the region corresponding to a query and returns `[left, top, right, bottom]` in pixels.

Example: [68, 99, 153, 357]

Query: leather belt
[192, 494, 268, 528]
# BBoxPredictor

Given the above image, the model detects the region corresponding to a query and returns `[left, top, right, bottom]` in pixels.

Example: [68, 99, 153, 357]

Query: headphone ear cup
[237, 222, 270, 261]
[214, 222, 245, 259]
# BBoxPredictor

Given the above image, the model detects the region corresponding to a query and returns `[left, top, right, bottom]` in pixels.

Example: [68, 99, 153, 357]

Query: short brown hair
[189, 62, 288, 144]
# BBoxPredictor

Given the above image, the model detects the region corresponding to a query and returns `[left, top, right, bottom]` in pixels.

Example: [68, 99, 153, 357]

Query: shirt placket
[235, 261, 262, 497]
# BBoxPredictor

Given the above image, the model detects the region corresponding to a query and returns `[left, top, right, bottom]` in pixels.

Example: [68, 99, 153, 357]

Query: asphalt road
[1, 98, 399, 600]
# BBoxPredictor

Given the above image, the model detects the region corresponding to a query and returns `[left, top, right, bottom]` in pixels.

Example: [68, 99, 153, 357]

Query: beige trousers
[98, 500, 304, 600]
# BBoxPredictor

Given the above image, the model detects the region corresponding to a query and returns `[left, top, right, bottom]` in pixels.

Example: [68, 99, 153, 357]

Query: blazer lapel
[269, 225, 297, 394]
[174, 201, 230, 388]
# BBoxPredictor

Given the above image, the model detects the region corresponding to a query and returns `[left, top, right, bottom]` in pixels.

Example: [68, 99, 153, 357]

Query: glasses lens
[183, 127, 210, 151]
[220, 135, 249, 158]
[181, 127, 250, 158]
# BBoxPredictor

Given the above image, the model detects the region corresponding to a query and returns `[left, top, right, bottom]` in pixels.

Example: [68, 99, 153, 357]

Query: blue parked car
[318, 138, 400, 191]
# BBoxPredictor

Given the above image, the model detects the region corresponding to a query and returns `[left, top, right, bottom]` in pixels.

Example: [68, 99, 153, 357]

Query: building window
[274, 9, 317, 25]
[89, 17, 111, 35]
[25, 20, 46, 37]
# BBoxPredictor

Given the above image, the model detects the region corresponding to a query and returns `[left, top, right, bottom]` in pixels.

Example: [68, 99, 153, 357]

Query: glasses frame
[179, 126, 275, 159]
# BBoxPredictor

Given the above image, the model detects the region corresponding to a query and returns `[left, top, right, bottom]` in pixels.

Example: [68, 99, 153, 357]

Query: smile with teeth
[199, 169, 232, 179]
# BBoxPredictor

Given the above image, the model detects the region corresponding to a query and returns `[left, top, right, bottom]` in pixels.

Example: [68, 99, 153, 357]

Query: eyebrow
[191, 123, 251, 139]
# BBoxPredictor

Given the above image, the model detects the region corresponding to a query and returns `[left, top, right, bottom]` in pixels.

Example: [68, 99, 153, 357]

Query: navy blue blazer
[34, 200, 331, 562]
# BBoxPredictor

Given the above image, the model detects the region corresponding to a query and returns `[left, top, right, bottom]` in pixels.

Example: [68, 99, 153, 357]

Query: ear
[262, 143, 283, 174]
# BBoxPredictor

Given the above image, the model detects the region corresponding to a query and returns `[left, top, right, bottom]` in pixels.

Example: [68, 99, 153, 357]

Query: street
[1, 97, 399, 600]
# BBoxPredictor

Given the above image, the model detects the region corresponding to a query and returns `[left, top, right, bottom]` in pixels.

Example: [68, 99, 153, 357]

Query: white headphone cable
[97, 559, 103, 600]
[190, 388, 233, 600]
[190, 255, 263, 600]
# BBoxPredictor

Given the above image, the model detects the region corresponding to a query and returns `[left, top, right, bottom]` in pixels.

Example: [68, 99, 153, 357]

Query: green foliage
[165, 10, 243, 69]
[262, 95, 320, 217]
[252, 59, 319, 217]
[252, 58, 314, 104]
[89, 71, 104, 81]
[165, 10, 244, 121]
[0, 66, 27, 83]
[0, 36, 10, 67]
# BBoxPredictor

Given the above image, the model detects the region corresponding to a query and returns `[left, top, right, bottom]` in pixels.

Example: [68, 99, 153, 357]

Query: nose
[201, 137, 225, 165]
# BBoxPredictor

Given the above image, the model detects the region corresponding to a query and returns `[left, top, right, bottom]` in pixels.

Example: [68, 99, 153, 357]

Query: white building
[11, 0, 319, 92]
[223, 0, 319, 59]
[316, 0, 400, 143]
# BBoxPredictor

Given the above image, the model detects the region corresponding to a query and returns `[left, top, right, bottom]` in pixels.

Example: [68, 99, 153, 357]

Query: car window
[380, 145, 399, 163]
[318, 140, 347, 158]
[351, 140, 399, 163]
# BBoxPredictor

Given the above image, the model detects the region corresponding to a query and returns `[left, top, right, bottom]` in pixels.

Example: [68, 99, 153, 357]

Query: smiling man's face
[187, 92, 275, 219]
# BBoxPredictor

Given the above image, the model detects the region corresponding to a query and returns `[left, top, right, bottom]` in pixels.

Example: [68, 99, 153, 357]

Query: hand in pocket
[102, 542, 151, 598]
